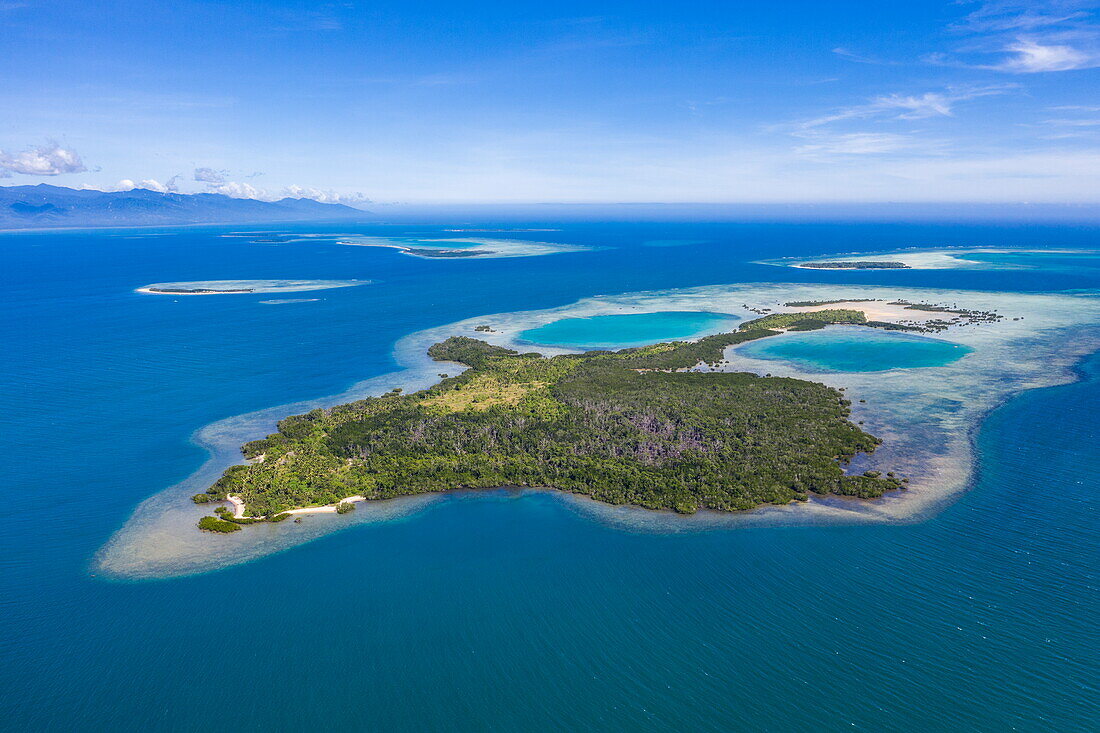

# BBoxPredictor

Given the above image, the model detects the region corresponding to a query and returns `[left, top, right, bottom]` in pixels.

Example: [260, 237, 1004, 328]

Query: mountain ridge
[0, 184, 369, 229]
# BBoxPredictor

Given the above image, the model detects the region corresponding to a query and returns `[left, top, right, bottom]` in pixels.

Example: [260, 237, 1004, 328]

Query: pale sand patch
[281, 496, 367, 516]
[227, 493, 367, 519]
[95, 283, 1100, 579]
[785, 300, 938, 322]
[781, 248, 1098, 271]
[136, 279, 366, 295]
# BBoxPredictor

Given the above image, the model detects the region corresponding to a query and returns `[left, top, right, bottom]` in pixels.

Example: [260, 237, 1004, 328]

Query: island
[195, 308, 910, 529]
[402, 248, 491, 258]
[798, 261, 911, 269]
[147, 287, 255, 294]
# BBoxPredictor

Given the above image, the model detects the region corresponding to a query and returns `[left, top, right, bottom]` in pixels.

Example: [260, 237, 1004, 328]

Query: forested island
[799, 261, 910, 269]
[195, 308, 906, 529]
[403, 248, 489, 258]
[147, 287, 255, 294]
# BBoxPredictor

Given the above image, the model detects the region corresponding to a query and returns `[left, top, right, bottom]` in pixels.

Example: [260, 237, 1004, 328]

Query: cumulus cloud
[281, 185, 372, 206]
[206, 181, 266, 199]
[103, 178, 179, 193]
[187, 179, 371, 207]
[0, 142, 87, 176]
[193, 166, 227, 184]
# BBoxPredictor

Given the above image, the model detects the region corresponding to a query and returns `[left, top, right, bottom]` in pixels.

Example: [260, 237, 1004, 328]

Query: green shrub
[198, 516, 241, 533]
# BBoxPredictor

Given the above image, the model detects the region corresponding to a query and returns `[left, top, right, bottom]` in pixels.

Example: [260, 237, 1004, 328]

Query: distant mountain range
[0, 184, 369, 229]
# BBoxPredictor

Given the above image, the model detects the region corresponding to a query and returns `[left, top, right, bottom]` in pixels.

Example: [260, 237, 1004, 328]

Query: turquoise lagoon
[959, 249, 1100, 271]
[518, 310, 739, 348]
[2, 221, 1099, 731]
[738, 326, 973, 372]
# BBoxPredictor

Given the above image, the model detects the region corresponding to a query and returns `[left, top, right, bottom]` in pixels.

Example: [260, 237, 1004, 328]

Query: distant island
[798, 261, 911, 270]
[147, 286, 254, 294]
[443, 228, 562, 233]
[403, 248, 489, 258]
[0, 184, 368, 230]
[195, 308, 911, 529]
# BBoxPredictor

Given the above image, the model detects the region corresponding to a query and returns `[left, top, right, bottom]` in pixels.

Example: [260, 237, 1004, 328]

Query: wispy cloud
[831, 47, 900, 66]
[794, 132, 923, 156]
[1038, 106, 1100, 137]
[785, 86, 1009, 158]
[937, 1, 1100, 72]
[991, 37, 1097, 71]
[1044, 117, 1100, 126]
[798, 87, 1009, 130]
[0, 142, 87, 176]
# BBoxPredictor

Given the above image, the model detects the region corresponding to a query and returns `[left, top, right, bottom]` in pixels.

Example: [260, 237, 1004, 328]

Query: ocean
[0, 220, 1097, 731]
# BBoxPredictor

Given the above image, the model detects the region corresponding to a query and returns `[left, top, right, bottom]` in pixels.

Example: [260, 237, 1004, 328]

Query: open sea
[1, 219, 1098, 731]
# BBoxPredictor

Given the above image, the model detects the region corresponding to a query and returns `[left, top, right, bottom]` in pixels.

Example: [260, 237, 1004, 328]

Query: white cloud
[1044, 117, 1100, 126]
[795, 132, 920, 156]
[955, 1, 1092, 34]
[830, 47, 898, 65]
[193, 166, 226, 184]
[207, 181, 266, 199]
[942, 2, 1100, 73]
[992, 37, 1098, 71]
[799, 88, 1007, 130]
[98, 178, 179, 193]
[281, 185, 372, 206]
[0, 142, 87, 176]
[189, 179, 371, 207]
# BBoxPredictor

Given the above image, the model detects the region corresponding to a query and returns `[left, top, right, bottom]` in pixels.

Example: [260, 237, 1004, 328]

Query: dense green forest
[196, 314, 903, 527]
[798, 261, 910, 269]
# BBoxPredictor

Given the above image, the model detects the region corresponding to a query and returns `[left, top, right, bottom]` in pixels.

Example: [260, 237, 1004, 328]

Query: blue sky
[2, 0, 1099, 203]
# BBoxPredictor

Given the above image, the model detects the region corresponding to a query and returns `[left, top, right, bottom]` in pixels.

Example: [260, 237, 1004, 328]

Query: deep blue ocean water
[1, 220, 1098, 731]
[519, 310, 740, 348]
[739, 327, 973, 372]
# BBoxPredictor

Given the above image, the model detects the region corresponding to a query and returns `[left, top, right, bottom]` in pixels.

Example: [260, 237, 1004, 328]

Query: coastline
[134, 279, 368, 296]
[338, 236, 591, 260]
[95, 282, 1100, 578]
[226, 493, 368, 519]
[776, 247, 1100, 271]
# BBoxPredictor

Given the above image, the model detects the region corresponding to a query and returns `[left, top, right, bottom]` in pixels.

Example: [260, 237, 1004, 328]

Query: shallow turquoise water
[519, 310, 739, 348]
[962, 250, 1100, 270]
[0, 221, 1097, 731]
[739, 326, 973, 372]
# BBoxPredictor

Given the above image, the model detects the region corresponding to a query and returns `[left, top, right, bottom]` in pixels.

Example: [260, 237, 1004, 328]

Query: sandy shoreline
[787, 299, 940, 322]
[136, 287, 254, 295]
[780, 247, 1100, 272]
[135, 279, 367, 296]
[94, 282, 1100, 579]
[227, 493, 368, 519]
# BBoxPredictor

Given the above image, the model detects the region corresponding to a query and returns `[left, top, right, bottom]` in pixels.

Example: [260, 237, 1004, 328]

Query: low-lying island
[195, 308, 910, 528]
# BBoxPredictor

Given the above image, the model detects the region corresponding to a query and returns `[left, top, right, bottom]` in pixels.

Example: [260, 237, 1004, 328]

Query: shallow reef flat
[762, 247, 1100, 271]
[336, 235, 592, 259]
[96, 283, 1100, 577]
[136, 279, 366, 295]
